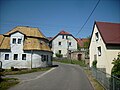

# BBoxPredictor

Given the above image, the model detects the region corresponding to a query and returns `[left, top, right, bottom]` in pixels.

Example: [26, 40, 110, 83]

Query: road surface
[8, 62, 94, 90]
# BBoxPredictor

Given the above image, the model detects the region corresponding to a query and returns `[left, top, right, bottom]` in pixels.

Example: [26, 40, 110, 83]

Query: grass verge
[0, 78, 19, 90]
[3, 67, 51, 75]
[84, 69, 105, 90]
[53, 59, 86, 67]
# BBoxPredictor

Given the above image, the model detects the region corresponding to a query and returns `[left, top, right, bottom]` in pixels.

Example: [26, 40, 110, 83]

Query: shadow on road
[50, 65, 59, 67]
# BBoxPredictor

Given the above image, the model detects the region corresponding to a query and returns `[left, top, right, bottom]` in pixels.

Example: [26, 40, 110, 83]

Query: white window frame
[18, 38, 22, 44]
[98, 46, 101, 56]
[12, 38, 16, 44]
[22, 54, 26, 60]
[14, 54, 18, 60]
[95, 32, 99, 41]
[5, 54, 9, 60]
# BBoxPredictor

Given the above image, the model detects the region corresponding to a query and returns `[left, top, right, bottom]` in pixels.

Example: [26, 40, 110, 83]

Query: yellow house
[89, 21, 120, 74]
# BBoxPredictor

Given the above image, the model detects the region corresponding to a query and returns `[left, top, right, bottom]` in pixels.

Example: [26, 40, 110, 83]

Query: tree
[111, 53, 120, 78]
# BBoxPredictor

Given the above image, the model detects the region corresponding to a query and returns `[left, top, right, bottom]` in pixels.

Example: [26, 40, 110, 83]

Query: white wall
[89, 24, 120, 74]
[52, 35, 77, 57]
[0, 32, 53, 69]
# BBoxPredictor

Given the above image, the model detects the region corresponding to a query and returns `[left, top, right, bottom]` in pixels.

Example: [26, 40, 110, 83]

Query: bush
[92, 60, 97, 68]
[55, 53, 63, 58]
[112, 54, 120, 78]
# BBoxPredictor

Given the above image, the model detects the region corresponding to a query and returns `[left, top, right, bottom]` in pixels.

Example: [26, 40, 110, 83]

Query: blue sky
[0, 0, 120, 38]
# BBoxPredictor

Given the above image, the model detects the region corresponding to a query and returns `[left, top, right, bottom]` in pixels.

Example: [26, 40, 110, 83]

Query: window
[69, 42, 71, 46]
[18, 38, 22, 44]
[66, 36, 68, 39]
[62, 35, 64, 39]
[59, 50, 61, 54]
[98, 47, 101, 56]
[14, 54, 18, 60]
[22, 54, 26, 60]
[5, 54, 9, 60]
[95, 32, 99, 41]
[41, 55, 47, 62]
[58, 42, 61, 45]
[12, 38, 16, 44]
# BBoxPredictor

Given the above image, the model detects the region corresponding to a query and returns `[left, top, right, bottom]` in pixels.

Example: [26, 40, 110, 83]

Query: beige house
[89, 21, 120, 74]
[0, 26, 53, 69]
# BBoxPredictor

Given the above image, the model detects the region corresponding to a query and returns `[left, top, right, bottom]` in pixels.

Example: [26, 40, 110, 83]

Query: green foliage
[3, 67, 51, 75]
[77, 44, 81, 50]
[92, 60, 97, 68]
[111, 54, 120, 77]
[53, 59, 86, 67]
[0, 78, 19, 90]
[84, 36, 90, 48]
[55, 53, 63, 58]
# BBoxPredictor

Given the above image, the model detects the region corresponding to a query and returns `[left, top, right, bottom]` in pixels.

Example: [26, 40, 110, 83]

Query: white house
[0, 26, 53, 69]
[50, 30, 77, 57]
[89, 21, 120, 74]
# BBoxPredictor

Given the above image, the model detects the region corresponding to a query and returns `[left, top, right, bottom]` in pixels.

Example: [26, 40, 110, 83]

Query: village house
[89, 21, 120, 75]
[49, 30, 77, 58]
[71, 38, 90, 63]
[0, 26, 53, 69]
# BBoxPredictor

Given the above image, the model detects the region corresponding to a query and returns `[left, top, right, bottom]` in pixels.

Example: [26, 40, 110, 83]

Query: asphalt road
[8, 62, 94, 90]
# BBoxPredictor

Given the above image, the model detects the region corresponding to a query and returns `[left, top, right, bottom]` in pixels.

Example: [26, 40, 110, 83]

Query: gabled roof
[59, 30, 70, 35]
[50, 30, 76, 41]
[95, 21, 120, 45]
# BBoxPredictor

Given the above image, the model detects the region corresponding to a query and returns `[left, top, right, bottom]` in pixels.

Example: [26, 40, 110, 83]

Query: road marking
[21, 68, 56, 83]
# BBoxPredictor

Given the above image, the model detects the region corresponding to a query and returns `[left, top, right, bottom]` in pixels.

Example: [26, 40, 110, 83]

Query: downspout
[31, 50, 33, 69]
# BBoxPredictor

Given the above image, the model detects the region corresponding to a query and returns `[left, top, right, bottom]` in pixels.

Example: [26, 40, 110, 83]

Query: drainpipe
[31, 50, 33, 69]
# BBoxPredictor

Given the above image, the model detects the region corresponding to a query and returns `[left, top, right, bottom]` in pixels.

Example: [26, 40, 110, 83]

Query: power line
[75, 0, 101, 37]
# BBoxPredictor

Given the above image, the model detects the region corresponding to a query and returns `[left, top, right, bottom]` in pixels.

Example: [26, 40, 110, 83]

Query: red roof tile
[96, 22, 120, 45]
[50, 30, 73, 41]
[77, 38, 89, 47]
[59, 30, 70, 35]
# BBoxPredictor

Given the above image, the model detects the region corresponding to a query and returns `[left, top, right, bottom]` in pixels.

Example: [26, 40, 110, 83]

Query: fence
[91, 67, 120, 90]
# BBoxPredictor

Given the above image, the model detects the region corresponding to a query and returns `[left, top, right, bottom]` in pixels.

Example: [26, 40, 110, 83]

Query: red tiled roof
[59, 30, 70, 35]
[50, 30, 73, 41]
[77, 38, 89, 47]
[96, 22, 120, 45]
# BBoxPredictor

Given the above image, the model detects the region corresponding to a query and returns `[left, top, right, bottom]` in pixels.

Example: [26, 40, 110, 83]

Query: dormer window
[95, 32, 99, 41]
[18, 38, 22, 44]
[12, 38, 16, 44]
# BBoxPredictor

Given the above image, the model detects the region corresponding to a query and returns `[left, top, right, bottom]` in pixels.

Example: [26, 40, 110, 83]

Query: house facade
[71, 38, 90, 60]
[89, 21, 120, 74]
[0, 26, 53, 69]
[50, 31, 77, 57]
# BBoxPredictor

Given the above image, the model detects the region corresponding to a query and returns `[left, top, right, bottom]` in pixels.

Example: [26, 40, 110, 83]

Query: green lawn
[0, 67, 51, 90]
[53, 59, 86, 67]
[3, 67, 51, 75]
[0, 78, 19, 90]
